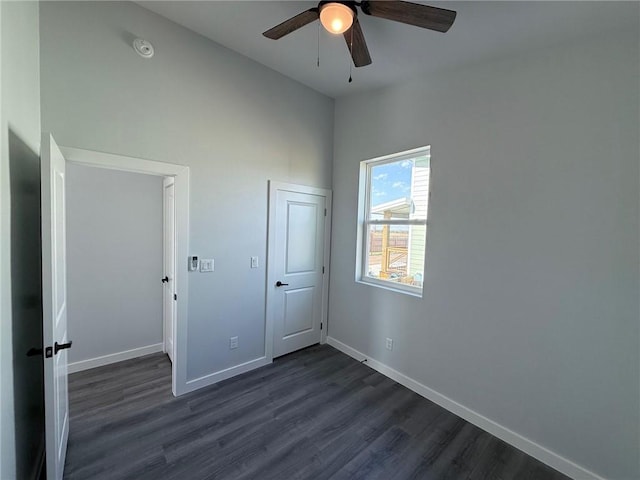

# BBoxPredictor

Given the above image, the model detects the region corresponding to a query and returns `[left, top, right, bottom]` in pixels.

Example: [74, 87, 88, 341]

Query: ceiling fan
[263, 1, 457, 68]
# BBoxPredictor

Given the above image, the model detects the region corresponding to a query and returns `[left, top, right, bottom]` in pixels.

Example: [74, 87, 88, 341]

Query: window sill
[356, 278, 423, 298]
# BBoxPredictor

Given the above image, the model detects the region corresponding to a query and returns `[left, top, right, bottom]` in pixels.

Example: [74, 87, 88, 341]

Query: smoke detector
[133, 38, 154, 59]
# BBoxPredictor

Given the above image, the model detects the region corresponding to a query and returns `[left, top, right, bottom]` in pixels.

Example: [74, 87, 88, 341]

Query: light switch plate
[200, 259, 214, 272]
[251, 256, 259, 268]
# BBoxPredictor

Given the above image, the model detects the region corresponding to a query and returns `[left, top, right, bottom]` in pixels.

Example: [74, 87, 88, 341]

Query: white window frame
[356, 146, 430, 297]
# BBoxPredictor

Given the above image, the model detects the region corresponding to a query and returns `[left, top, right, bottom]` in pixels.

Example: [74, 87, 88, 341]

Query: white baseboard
[326, 336, 604, 480]
[67, 343, 164, 374]
[183, 356, 272, 394]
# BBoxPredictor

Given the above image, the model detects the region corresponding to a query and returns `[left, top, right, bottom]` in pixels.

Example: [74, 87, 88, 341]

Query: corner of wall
[0, 1, 41, 478]
[0, 1, 16, 476]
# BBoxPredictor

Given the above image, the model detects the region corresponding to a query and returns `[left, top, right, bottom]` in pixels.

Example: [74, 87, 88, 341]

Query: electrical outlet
[385, 337, 393, 351]
[229, 336, 238, 349]
[251, 256, 259, 268]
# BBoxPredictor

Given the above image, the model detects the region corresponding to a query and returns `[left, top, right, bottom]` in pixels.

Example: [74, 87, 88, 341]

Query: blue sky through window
[370, 159, 414, 207]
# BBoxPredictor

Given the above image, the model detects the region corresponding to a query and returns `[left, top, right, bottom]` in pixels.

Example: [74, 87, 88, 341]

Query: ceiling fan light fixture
[319, 2, 354, 35]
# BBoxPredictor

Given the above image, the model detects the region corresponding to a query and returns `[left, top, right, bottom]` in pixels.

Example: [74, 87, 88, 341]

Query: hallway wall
[66, 164, 163, 368]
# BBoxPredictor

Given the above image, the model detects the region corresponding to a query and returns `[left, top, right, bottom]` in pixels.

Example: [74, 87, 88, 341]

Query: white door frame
[265, 181, 332, 362]
[162, 177, 176, 362]
[59, 146, 190, 396]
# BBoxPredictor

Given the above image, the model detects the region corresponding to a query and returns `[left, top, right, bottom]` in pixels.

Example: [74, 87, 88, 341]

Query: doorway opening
[59, 146, 189, 396]
[65, 165, 174, 370]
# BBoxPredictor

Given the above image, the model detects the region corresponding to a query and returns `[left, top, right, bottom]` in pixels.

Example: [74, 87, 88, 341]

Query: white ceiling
[138, 1, 638, 98]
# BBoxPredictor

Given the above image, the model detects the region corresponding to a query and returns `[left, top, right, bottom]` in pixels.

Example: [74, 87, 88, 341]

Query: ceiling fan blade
[344, 17, 372, 67]
[263, 8, 319, 40]
[361, 1, 456, 33]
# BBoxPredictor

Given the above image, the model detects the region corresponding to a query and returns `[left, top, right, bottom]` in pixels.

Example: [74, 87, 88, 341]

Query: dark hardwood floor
[65, 345, 568, 480]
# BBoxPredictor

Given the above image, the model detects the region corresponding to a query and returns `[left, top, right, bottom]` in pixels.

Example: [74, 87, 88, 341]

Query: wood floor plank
[64, 344, 569, 480]
[328, 425, 412, 480]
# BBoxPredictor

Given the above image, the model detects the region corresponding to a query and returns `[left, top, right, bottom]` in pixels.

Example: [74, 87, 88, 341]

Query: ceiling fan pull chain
[348, 25, 353, 83]
[317, 22, 321, 67]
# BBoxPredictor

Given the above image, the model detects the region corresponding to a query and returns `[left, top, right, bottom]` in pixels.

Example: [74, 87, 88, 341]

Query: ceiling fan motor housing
[318, 1, 357, 13]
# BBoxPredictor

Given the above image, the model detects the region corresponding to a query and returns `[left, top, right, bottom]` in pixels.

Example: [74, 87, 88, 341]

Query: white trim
[183, 356, 271, 394]
[67, 343, 164, 374]
[268, 181, 331, 198]
[367, 219, 426, 226]
[265, 181, 332, 360]
[59, 146, 190, 396]
[60, 147, 186, 177]
[162, 176, 176, 362]
[363, 146, 431, 166]
[355, 278, 423, 298]
[320, 191, 332, 345]
[326, 336, 606, 480]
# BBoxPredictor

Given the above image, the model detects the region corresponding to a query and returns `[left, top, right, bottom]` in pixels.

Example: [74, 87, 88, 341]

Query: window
[357, 147, 430, 296]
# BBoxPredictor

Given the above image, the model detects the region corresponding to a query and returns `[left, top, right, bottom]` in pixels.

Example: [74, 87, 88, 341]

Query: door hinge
[321, 322, 323, 330]
[324, 208, 327, 217]
[322, 266, 325, 274]
[174, 293, 177, 301]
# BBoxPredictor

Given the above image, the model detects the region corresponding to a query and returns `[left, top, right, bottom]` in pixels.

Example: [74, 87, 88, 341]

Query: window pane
[365, 223, 425, 287]
[369, 156, 429, 222]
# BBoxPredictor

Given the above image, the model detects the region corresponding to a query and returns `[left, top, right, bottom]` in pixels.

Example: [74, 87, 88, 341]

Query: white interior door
[271, 186, 327, 358]
[163, 177, 176, 362]
[41, 133, 70, 480]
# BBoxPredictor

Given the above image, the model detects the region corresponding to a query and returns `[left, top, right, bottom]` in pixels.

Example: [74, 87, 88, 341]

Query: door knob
[54, 341, 73, 354]
[161, 276, 169, 283]
[276, 281, 289, 287]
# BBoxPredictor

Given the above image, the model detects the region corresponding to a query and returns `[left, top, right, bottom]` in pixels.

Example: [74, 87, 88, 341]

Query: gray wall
[329, 30, 639, 480]
[66, 164, 163, 365]
[40, 1, 334, 381]
[0, 1, 43, 479]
